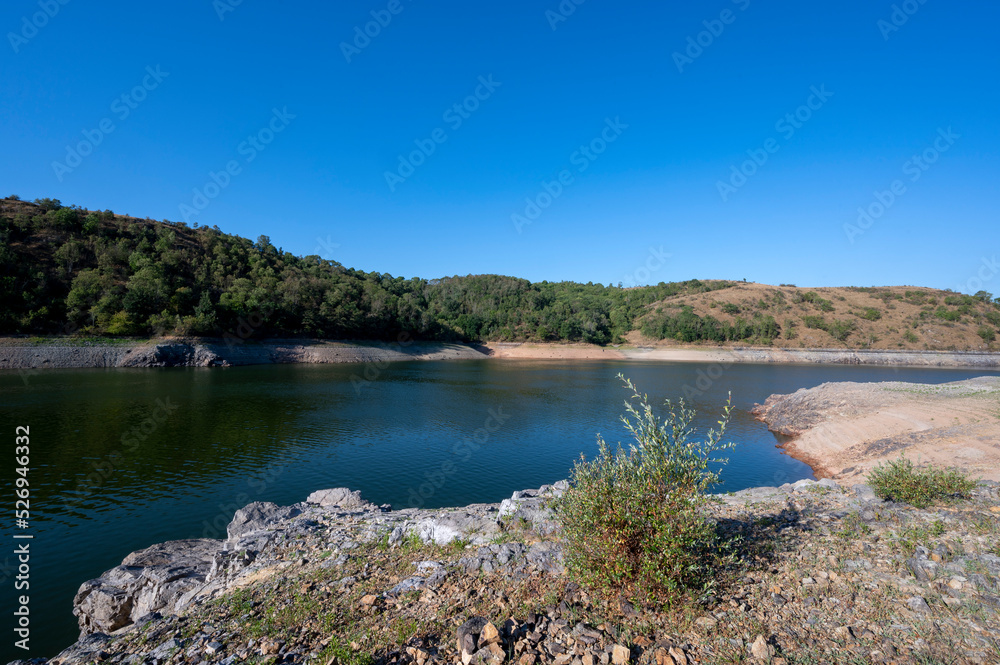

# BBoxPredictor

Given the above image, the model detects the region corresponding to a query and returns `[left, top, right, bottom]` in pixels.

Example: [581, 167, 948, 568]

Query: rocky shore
[753, 376, 1000, 484]
[2, 338, 999, 371]
[19, 476, 1000, 665]
[0, 339, 488, 370]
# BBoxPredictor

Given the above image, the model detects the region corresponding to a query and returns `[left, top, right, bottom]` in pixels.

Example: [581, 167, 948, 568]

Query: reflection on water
[1, 359, 995, 659]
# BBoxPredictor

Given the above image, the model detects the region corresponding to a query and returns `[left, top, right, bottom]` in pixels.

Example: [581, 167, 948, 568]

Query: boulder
[305, 487, 376, 511]
[73, 539, 220, 636]
[226, 501, 302, 540]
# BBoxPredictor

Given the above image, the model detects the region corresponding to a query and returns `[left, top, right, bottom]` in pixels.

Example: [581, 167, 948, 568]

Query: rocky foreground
[18, 476, 1000, 665]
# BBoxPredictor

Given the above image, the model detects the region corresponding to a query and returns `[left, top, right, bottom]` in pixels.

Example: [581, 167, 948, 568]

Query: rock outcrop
[68, 484, 567, 640]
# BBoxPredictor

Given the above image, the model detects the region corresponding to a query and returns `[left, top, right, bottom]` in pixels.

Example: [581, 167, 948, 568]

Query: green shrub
[827, 319, 856, 342]
[904, 330, 919, 343]
[861, 307, 882, 321]
[802, 315, 826, 330]
[557, 375, 735, 601]
[978, 325, 997, 343]
[867, 456, 976, 508]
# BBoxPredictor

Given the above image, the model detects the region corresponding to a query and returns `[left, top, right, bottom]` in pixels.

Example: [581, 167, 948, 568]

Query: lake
[2, 359, 997, 659]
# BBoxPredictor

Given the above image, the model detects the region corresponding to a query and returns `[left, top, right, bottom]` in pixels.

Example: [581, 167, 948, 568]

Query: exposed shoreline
[752, 376, 1000, 484]
[2, 338, 999, 371]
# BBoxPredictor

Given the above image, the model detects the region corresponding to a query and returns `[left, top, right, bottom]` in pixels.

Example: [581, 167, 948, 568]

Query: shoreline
[752, 376, 1000, 485]
[2, 338, 999, 371]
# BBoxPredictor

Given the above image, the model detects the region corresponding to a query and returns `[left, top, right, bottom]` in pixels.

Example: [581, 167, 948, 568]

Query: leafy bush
[935, 306, 962, 322]
[861, 307, 882, 321]
[827, 319, 856, 342]
[557, 375, 735, 601]
[978, 325, 997, 343]
[868, 456, 976, 508]
[802, 315, 827, 330]
[904, 330, 919, 343]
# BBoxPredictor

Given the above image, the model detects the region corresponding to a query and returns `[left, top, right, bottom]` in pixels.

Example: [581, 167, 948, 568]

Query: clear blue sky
[3, 0, 998, 292]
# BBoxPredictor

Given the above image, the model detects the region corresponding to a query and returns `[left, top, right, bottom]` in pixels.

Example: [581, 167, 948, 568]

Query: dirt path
[752, 377, 1000, 483]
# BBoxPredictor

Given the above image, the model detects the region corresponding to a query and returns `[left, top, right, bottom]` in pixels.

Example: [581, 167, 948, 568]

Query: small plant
[904, 330, 919, 343]
[557, 374, 735, 601]
[867, 456, 976, 508]
[978, 325, 996, 343]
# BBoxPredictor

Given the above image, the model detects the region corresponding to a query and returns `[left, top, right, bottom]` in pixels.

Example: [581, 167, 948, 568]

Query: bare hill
[629, 282, 1000, 351]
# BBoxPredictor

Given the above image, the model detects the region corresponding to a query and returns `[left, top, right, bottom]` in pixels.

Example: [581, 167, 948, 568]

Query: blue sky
[2, 0, 998, 292]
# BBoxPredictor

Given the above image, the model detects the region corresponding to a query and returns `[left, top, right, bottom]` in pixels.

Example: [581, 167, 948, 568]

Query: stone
[387, 576, 425, 596]
[906, 596, 931, 613]
[611, 644, 630, 665]
[695, 616, 718, 630]
[305, 488, 376, 511]
[73, 538, 221, 635]
[205, 642, 224, 654]
[481, 622, 501, 645]
[227, 502, 302, 540]
[852, 484, 880, 503]
[459, 616, 490, 662]
[750, 635, 774, 661]
[360, 594, 378, 606]
[668, 646, 688, 665]
[518, 654, 536, 665]
[833, 626, 855, 641]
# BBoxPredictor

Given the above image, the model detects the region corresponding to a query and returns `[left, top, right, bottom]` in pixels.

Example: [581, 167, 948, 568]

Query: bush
[557, 375, 735, 601]
[867, 456, 976, 508]
[861, 307, 882, 321]
[978, 325, 996, 343]
[827, 319, 856, 342]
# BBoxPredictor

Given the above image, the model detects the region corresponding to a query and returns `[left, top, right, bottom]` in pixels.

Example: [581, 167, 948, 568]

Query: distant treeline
[0, 197, 733, 343]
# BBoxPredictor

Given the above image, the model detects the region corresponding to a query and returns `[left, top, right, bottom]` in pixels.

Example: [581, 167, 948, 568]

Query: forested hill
[0, 197, 731, 343]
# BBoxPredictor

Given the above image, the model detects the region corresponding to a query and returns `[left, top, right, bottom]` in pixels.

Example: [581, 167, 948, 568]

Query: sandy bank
[753, 376, 1000, 483]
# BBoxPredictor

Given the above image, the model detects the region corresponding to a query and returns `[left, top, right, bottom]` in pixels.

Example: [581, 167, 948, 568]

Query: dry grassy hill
[629, 282, 1000, 351]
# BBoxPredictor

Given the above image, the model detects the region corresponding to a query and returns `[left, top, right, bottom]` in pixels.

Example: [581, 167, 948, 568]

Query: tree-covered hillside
[0, 197, 731, 343]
